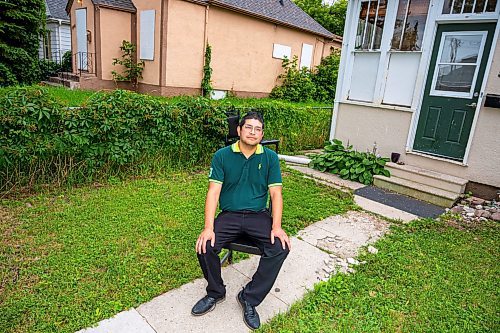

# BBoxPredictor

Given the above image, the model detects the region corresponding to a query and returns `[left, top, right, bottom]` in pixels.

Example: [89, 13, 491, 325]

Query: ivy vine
[201, 44, 213, 98]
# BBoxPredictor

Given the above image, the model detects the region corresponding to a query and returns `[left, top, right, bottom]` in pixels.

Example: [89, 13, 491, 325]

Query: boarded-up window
[300, 44, 314, 69]
[140, 10, 155, 61]
[349, 52, 380, 102]
[273, 44, 292, 59]
[383, 53, 421, 106]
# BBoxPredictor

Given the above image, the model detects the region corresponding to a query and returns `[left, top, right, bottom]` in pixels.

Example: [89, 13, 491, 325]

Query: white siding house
[39, 0, 72, 62]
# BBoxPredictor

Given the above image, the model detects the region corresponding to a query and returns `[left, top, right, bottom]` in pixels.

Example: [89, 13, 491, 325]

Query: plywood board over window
[383, 52, 421, 106]
[300, 43, 314, 69]
[273, 44, 291, 59]
[140, 10, 155, 61]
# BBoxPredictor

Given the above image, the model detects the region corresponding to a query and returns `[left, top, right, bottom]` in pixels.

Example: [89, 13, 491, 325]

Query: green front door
[413, 23, 495, 160]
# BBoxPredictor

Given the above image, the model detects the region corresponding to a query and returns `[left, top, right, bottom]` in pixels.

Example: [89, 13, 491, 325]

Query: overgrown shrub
[215, 99, 332, 152]
[0, 86, 331, 190]
[313, 50, 341, 102]
[61, 51, 72, 72]
[271, 52, 341, 103]
[269, 56, 317, 102]
[310, 139, 390, 185]
[38, 59, 61, 81]
[0, 87, 225, 190]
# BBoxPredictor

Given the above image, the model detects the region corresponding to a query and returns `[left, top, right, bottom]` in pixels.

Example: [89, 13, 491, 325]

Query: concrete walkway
[77, 165, 416, 333]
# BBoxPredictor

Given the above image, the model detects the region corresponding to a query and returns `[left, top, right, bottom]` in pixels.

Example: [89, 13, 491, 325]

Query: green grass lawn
[41, 86, 97, 106]
[259, 219, 499, 333]
[0, 168, 354, 333]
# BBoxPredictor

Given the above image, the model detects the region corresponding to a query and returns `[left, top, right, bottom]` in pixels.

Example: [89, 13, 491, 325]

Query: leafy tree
[201, 44, 213, 97]
[293, 0, 348, 36]
[0, 0, 46, 86]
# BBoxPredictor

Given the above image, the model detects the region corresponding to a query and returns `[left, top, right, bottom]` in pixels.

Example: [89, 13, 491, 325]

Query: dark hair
[239, 111, 265, 129]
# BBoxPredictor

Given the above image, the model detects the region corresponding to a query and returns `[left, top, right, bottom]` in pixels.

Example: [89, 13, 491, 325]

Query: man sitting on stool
[192, 112, 290, 330]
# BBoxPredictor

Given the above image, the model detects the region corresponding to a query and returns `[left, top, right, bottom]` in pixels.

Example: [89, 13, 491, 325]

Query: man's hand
[271, 227, 291, 250]
[196, 228, 215, 254]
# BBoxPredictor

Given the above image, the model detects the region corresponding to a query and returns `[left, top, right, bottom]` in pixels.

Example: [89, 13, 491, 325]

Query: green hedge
[0, 86, 331, 190]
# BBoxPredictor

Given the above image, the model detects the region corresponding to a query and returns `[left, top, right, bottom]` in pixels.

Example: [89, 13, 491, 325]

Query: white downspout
[57, 19, 62, 62]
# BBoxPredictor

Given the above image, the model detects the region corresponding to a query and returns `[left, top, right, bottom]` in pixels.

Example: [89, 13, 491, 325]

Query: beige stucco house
[65, 0, 342, 97]
[331, 0, 500, 204]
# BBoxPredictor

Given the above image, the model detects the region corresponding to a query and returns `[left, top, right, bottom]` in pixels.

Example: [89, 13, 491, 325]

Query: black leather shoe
[191, 295, 225, 316]
[237, 289, 260, 330]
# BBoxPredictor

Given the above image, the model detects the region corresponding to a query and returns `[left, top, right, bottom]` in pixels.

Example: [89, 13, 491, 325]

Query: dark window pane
[435, 64, 475, 93]
[452, 0, 464, 13]
[355, 1, 369, 49]
[474, 0, 486, 12]
[391, 0, 430, 51]
[440, 35, 482, 64]
[463, 0, 474, 12]
[442, 0, 452, 13]
[486, 0, 498, 11]
[356, 0, 386, 50]
[373, 0, 387, 49]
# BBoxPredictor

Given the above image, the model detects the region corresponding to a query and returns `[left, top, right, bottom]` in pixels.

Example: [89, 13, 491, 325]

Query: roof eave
[96, 3, 136, 13]
[208, 0, 334, 39]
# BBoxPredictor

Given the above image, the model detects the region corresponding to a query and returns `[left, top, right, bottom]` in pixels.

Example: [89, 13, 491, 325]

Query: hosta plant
[310, 139, 390, 185]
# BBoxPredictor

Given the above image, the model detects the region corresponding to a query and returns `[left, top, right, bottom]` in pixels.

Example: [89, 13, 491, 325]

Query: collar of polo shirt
[231, 141, 264, 154]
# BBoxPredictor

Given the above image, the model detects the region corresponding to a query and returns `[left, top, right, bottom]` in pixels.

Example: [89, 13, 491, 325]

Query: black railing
[74, 52, 96, 75]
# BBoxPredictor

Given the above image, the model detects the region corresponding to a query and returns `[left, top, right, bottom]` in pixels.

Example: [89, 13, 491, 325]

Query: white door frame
[406, 16, 500, 166]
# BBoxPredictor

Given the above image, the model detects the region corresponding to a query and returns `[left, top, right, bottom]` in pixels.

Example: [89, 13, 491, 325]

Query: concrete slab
[76, 308, 155, 333]
[232, 237, 331, 306]
[354, 195, 418, 222]
[286, 165, 365, 190]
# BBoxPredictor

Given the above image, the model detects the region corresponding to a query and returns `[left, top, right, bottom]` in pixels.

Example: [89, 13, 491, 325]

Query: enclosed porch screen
[348, 0, 432, 106]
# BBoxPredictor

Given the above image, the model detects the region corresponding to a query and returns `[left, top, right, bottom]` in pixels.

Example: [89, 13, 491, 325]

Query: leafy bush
[38, 58, 61, 81]
[215, 98, 332, 152]
[271, 52, 341, 103]
[310, 139, 390, 185]
[269, 56, 317, 102]
[313, 50, 341, 102]
[0, 86, 331, 190]
[0, 87, 225, 190]
[61, 50, 72, 72]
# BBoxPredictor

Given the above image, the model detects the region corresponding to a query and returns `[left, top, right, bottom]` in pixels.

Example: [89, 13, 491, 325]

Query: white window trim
[429, 31, 488, 99]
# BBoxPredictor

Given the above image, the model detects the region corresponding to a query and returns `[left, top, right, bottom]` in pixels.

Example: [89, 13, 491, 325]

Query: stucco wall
[334, 103, 413, 157]
[484, 31, 500, 95]
[135, 0, 162, 85]
[69, 0, 95, 74]
[164, 0, 206, 88]
[207, 7, 326, 93]
[99, 8, 132, 81]
[335, 101, 500, 187]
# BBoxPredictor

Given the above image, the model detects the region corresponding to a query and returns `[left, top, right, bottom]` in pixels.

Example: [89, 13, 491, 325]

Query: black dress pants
[197, 210, 289, 306]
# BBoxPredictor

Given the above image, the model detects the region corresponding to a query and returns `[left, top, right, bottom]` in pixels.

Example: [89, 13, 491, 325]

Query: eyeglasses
[243, 124, 263, 133]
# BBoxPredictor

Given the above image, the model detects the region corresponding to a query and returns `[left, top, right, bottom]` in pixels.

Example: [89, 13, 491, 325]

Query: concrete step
[385, 162, 467, 193]
[58, 72, 81, 81]
[40, 80, 63, 87]
[373, 175, 459, 207]
[48, 76, 63, 84]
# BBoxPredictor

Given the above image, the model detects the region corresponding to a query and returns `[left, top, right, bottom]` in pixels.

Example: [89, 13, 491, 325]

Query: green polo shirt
[208, 141, 282, 212]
